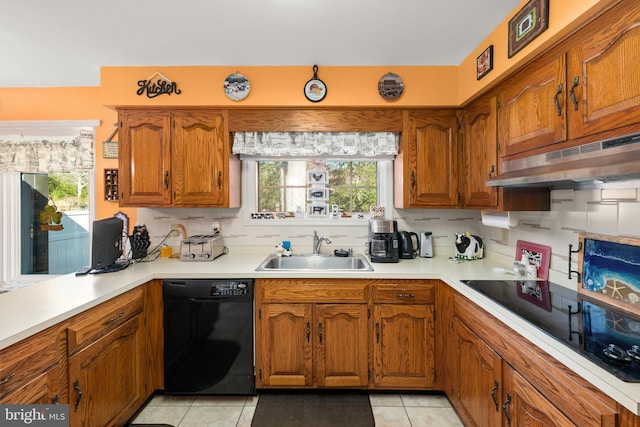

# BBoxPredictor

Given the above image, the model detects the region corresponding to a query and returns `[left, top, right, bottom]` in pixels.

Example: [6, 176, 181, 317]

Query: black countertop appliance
[368, 220, 399, 263]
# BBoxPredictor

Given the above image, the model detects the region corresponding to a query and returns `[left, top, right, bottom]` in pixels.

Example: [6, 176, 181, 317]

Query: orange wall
[0, 0, 617, 226]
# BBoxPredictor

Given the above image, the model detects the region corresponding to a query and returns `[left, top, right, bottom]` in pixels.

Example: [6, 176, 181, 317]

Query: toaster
[180, 235, 225, 261]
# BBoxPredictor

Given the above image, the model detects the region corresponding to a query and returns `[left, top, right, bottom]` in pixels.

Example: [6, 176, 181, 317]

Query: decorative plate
[378, 72, 404, 100]
[304, 65, 327, 102]
[224, 72, 250, 101]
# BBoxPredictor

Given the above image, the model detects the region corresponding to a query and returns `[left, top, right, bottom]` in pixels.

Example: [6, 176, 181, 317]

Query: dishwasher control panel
[211, 281, 250, 296]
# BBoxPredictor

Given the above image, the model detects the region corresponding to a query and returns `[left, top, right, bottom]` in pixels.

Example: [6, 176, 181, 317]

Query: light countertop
[1, 253, 638, 415]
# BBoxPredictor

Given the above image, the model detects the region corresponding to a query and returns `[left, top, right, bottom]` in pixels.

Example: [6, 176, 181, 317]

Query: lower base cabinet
[449, 290, 619, 427]
[68, 316, 145, 427]
[255, 279, 435, 390]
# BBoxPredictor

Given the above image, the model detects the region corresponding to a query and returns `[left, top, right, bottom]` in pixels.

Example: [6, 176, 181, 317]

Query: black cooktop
[461, 280, 640, 382]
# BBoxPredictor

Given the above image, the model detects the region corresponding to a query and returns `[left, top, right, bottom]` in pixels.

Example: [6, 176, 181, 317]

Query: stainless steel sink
[256, 254, 373, 271]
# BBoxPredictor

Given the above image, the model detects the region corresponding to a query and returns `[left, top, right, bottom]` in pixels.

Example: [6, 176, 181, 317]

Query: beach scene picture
[583, 237, 640, 307]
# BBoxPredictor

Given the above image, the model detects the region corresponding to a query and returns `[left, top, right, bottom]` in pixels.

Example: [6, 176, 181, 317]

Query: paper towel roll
[481, 211, 518, 229]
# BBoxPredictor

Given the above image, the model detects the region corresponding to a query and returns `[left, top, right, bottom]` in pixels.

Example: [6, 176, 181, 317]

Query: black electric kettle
[399, 231, 420, 259]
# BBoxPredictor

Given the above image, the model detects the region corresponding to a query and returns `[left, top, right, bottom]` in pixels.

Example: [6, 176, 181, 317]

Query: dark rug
[251, 390, 375, 427]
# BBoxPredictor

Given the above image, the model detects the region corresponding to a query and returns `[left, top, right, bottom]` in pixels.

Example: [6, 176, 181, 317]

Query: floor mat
[251, 390, 375, 427]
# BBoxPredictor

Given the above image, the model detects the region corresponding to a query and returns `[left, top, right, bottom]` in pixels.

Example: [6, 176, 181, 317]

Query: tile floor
[130, 392, 464, 427]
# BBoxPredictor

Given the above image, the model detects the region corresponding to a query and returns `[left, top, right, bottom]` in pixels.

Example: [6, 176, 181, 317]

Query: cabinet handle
[0, 372, 14, 385]
[488, 165, 495, 180]
[569, 77, 580, 111]
[502, 392, 512, 426]
[553, 83, 563, 116]
[490, 379, 499, 412]
[52, 395, 60, 404]
[73, 380, 83, 412]
[306, 321, 310, 343]
[217, 171, 222, 189]
[105, 311, 124, 325]
[410, 171, 416, 188]
[164, 171, 170, 189]
[375, 322, 380, 343]
[318, 322, 323, 344]
[395, 293, 415, 298]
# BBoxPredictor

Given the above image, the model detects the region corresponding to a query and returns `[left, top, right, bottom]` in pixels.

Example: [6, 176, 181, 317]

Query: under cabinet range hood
[488, 132, 640, 189]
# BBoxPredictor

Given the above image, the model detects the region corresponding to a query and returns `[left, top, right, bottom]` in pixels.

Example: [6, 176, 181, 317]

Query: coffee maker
[368, 220, 399, 263]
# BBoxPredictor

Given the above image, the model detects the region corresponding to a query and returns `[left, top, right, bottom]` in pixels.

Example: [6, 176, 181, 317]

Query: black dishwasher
[163, 279, 255, 395]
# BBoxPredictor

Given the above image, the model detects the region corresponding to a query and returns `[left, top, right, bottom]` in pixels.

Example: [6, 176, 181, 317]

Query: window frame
[242, 159, 393, 227]
[0, 121, 97, 284]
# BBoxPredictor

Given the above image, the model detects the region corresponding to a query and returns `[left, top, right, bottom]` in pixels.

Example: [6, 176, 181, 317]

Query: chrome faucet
[313, 231, 332, 254]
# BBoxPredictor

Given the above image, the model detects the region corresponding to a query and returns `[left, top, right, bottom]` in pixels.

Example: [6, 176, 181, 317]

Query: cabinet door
[172, 110, 228, 206]
[498, 54, 567, 157]
[503, 364, 576, 427]
[2, 368, 62, 405]
[68, 316, 144, 427]
[462, 96, 498, 209]
[259, 303, 313, 387]
[372, 304, 435, 389]
[567, 1, 640, 140]
[119, 110, 172, 206]
[315, 304, 368, 387]
[401, 110, 459, 208]
[453, 317, 502, 427]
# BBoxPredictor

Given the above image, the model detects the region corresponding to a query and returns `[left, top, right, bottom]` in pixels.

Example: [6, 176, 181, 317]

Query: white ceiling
[0, 0, 523, 88]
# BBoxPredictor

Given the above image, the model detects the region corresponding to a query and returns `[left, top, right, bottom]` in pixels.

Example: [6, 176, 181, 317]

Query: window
[0, 121, 97, 283]
[20, 172, 90, 275]
[258, 160, 377, 214]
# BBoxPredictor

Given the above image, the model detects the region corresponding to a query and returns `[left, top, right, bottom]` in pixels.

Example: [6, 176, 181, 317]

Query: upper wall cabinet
[394, 110, 459, 209]
[566, 0, 640, 140]
[118, 109, 240, 208]
[497, 54, 567, 158]
[497, 1, 640, 161]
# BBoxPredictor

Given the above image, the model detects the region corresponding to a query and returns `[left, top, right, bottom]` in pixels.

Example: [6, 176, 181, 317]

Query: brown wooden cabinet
[0, 326, 66, 405]
[447, 290, 619, 427]
[394, 110, 460, 208]
[256, 279, 369, 388]
[371, 282, 435, 389]
[451, 316, 502, 427]
[497, 53, 567, 158]
[566, 0, 640, 141]
[503, 363, 575, 427]
[66, 287, 146, 427]
[462, 96, 499, 209]
[118, 109, 240, 208]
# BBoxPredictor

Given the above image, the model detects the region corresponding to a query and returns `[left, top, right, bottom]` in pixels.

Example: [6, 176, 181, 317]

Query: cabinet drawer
[372, 282, 434, 304]
[0, 326, 62, 400]
[257, 279, 368, 303]
[67, 287, 143, 355]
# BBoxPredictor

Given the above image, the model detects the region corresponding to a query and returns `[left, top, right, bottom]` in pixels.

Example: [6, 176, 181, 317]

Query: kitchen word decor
[304, 65, 327, 102]
[136, 72, 182, 98]
[476, 45, 493, 80]
[224, 72, 250, 101]
[508, 0, 549, 58]
[378, 72, 404, 100]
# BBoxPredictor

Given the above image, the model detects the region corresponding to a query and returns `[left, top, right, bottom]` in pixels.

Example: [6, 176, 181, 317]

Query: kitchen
[2, 0, 640, 426]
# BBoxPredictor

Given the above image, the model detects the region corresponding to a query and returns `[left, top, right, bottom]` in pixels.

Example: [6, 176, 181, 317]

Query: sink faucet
[313, 231, 332, 254]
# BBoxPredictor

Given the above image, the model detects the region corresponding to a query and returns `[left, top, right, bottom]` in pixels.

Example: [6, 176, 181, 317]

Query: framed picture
[515, 240, 551, 280]
[476, 45, 494, 80]
[308, 204, 328, 216]
[307, 169, 327, 185]
[508, 0, 549, 58]
[308, 187, 328, 201]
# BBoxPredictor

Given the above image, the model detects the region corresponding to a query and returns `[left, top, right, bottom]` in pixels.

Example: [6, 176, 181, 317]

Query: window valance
[232, 132, 399, 158]
[0, 134, 94, 173]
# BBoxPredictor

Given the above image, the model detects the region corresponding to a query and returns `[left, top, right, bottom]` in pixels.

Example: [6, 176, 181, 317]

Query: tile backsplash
[136, 187, 640, 292]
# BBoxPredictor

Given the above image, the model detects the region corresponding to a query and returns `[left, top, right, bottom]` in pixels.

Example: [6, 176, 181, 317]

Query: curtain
[232, 132, 399, 158]
[0, 133, 93, 173]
